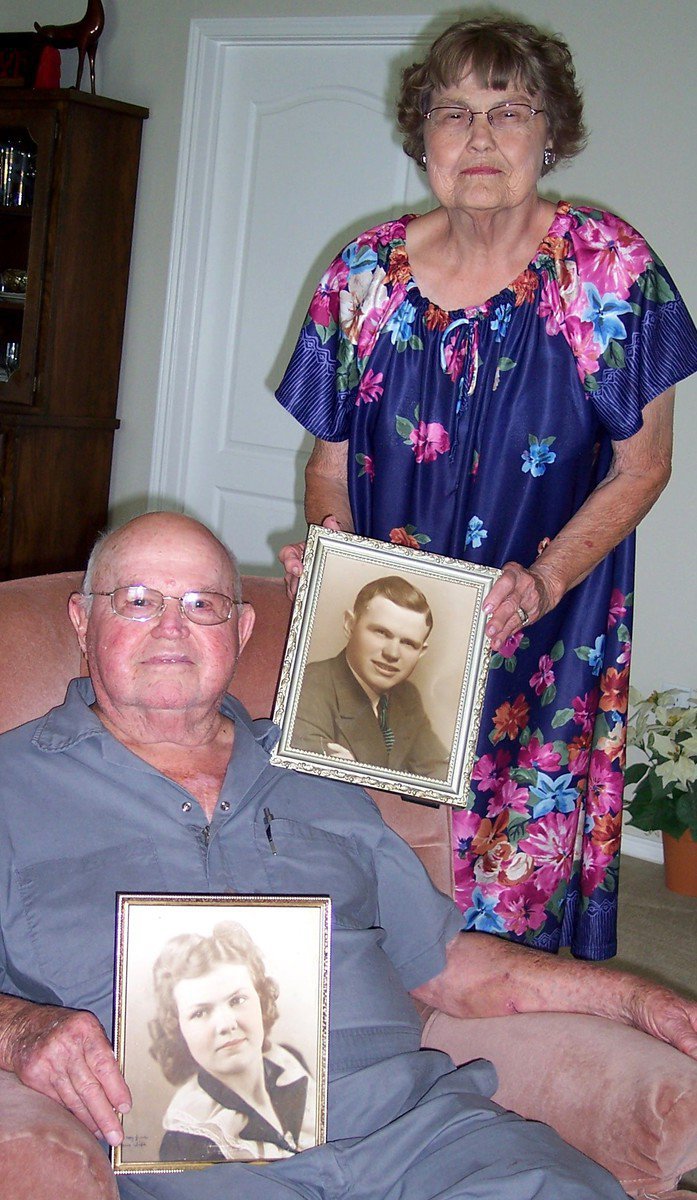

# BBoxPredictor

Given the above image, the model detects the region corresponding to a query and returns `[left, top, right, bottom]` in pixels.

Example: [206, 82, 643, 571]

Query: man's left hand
[626, 980, 697, 1059]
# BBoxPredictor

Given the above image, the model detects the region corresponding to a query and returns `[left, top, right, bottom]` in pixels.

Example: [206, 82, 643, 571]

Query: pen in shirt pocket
[263, 807, 277, 855]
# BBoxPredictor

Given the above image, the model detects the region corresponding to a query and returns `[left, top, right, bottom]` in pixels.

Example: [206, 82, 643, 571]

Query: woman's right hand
[278, 514, 343, 599]
[278, 539, 306, 600]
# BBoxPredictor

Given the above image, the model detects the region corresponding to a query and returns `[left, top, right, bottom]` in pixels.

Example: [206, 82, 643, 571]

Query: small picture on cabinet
[0, 34, 59, 89]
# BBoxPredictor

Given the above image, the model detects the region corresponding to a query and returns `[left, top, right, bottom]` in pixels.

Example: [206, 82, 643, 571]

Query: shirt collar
[31, 676, 281, 761]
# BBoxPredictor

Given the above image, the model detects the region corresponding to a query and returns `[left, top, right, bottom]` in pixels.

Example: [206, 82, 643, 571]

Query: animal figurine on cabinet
[34, 0, 105, 95]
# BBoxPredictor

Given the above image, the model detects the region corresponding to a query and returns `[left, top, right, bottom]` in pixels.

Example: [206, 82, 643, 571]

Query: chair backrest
[0, 571, 83, 734]
[0, 571, 453, 897]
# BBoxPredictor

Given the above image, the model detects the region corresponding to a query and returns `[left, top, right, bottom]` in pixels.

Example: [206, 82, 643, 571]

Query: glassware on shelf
[3, 340, 20, 376]
[0, 133, 36, 207]
[0, 268, 28, 294]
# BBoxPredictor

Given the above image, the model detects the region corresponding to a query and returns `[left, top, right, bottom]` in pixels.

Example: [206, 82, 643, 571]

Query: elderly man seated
[0, 512, 695, 1200]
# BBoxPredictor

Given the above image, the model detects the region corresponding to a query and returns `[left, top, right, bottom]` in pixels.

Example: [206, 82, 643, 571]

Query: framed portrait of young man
[111, 893, 331, 1174]
[270, 527, 499, 806]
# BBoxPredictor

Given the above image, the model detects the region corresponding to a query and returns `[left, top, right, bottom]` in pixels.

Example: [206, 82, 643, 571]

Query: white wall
[5, 0, 696, 700]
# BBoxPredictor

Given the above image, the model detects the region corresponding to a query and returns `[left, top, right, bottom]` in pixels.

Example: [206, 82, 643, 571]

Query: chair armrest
[0, 1069, 118, 1200]
[421, 1009, 697, 1200]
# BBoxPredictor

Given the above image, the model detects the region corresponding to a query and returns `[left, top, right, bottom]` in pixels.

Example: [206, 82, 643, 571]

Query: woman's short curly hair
[148, 921, 280, 1085]
[397, 15, 587, 175]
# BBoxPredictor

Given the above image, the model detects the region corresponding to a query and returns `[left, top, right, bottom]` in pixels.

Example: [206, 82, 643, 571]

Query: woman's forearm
[483, 388, 674, 647]
[533, 386, 674, 607]
[279, 437, 353, 597]
[531, 442, 671, 608]
[304, 438, 354, 531]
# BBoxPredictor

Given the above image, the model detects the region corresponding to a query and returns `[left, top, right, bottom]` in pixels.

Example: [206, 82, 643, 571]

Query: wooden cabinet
[0, 89, 147, 579]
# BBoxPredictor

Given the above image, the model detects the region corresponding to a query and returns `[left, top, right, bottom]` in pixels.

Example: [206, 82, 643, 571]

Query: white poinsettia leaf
[650, 733, 676, 760]
[656, 757, 697, 787]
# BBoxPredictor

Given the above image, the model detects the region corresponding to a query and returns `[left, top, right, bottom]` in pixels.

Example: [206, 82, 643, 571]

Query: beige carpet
[615, 854, 697, 1000]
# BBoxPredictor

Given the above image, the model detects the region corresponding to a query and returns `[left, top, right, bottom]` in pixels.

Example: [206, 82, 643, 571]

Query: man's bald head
[82, 512, 242, 605]
[68, 511, 255, 726]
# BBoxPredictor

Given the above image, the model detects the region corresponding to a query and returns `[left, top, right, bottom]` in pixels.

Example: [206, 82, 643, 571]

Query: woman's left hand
[483, 561, 556, 651]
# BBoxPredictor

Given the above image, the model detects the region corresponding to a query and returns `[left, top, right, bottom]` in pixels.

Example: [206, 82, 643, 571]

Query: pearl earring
[421, 153, 427, 166]
[543, 148, 556, 167]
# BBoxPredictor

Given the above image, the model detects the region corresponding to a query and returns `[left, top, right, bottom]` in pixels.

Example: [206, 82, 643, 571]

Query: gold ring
[516, 605, 529, 627]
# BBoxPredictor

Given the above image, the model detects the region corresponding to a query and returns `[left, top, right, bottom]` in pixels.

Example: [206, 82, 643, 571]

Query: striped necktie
[378, 694, 395, 751]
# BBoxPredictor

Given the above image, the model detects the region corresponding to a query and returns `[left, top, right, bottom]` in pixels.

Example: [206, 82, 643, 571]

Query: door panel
[153, 19, 432, 573]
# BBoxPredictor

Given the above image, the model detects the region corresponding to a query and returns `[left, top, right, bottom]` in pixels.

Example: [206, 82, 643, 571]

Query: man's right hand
[0, 996, 131, 1145]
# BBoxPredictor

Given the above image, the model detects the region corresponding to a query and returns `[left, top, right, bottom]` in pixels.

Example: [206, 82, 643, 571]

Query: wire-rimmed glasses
[424, 102, 544, 134]
[89, 586, 239, 626]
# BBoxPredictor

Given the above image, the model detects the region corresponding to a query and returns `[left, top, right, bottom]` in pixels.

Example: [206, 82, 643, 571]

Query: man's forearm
[412, 932, 697, 1060]
[0, 993, 49, 1071]
[414, 933, 635, 1021]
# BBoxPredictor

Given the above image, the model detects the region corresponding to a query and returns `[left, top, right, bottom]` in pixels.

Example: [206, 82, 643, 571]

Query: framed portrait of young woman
[111, 893, 331, 1174]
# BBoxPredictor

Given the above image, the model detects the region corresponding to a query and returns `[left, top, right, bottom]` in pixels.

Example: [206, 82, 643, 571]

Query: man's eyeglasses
[424, 102, 544, 133]
[89, 586, 239, 626]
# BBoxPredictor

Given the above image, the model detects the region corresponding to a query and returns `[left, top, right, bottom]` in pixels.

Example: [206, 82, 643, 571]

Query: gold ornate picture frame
[270, 526, 499, 807]
[111, 893, 331, 1174]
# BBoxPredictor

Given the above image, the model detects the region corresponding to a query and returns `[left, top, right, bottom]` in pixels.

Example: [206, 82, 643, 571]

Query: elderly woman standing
[276, 16, 697, 960]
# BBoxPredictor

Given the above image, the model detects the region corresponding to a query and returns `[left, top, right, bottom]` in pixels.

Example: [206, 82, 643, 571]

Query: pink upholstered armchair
[0, 571, 695, 1200]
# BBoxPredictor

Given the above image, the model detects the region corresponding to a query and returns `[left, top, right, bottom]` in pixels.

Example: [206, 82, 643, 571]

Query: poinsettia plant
[625, 687, 697, 841]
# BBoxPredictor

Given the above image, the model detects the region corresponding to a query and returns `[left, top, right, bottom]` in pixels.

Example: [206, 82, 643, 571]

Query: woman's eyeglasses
[424, 103, 544, 133]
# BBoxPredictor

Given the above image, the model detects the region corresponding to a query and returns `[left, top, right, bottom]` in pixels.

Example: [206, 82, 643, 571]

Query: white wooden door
[150, 16, 433, 573]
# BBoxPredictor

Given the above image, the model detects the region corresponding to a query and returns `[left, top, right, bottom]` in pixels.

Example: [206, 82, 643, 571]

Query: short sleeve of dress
[276, 246, 352, 442]
[560, 209, 697, 440]
[276, 218, 414, 442]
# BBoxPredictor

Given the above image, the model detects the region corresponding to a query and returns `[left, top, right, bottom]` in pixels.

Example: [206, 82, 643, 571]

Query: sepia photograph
[271, 527, 499, 806]
[112, 894, 331, 1174]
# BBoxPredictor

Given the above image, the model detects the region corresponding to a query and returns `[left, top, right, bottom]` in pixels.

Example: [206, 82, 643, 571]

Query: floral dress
[276, 203, 697, 959]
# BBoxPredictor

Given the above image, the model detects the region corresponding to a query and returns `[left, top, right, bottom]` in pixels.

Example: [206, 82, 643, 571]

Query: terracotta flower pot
[662, 830, 697, 898]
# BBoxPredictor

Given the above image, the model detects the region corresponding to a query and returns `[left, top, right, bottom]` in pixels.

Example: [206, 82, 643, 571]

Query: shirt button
[220, 801, 230, 812]
[181, 801, 192, 813]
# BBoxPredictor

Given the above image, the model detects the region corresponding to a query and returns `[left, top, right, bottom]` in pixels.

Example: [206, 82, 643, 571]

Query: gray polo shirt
[0, 682, 630, 1200]
[0, 678, 462, 1078]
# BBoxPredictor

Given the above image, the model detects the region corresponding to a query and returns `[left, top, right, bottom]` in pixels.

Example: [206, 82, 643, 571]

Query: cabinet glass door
[0, 108, 55, 405]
